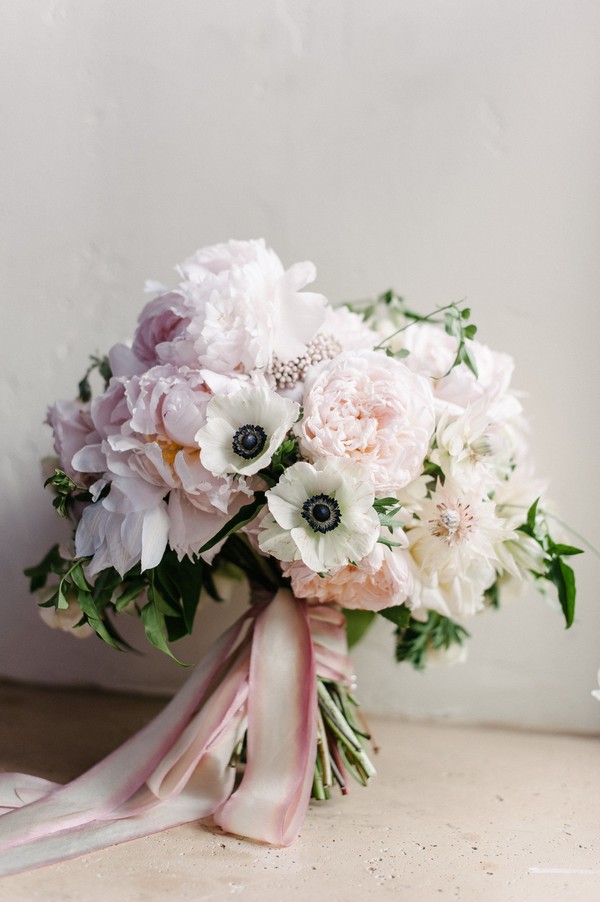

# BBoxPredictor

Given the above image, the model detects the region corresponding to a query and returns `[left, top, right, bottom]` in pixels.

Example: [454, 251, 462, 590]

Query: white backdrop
[1, 0, 599, 732]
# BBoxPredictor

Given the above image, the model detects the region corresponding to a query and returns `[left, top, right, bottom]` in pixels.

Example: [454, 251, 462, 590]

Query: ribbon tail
[0, 611, 251, 867]
[214, 589, 317, 846]
[0, 713, 244, 878]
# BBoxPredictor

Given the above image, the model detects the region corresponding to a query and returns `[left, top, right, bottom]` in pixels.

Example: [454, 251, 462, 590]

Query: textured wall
[1, 0, 599, 731]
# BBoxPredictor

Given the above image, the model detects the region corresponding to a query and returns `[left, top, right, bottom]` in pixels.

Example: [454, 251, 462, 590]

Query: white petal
[258, 513, 299, 562]
[266, 490, 304, 531]
[141, 504, 170, 571]
[71, 444, 106, 474]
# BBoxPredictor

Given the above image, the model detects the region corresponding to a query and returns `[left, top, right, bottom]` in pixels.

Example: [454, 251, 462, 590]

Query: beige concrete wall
[1, 0, 598, 731]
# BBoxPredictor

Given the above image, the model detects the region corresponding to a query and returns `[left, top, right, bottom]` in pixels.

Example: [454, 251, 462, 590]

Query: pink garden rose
[297, 349, 435, 492]
[284, 541, 413, 612]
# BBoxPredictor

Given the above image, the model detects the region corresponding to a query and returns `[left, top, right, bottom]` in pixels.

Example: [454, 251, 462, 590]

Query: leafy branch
[367, 290, 479, 378]
[44, 468, 94, 518]
[516, 498, 583, 628]
[386, 609, 470, 670]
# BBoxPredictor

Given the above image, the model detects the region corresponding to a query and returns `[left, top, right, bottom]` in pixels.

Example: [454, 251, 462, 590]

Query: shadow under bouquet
[2, 239, 581, 875]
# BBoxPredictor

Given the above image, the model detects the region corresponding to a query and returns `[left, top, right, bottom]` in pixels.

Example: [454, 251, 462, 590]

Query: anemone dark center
[232, 424, 267, 460]
[301, 494, 341, 534]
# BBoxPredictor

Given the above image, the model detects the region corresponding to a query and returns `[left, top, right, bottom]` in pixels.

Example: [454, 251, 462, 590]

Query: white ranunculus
[196, 383, 300, 477]
[258, 459, 380, 573]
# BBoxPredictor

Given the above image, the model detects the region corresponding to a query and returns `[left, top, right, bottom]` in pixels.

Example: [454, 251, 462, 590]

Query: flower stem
[373, 302, 461, 351]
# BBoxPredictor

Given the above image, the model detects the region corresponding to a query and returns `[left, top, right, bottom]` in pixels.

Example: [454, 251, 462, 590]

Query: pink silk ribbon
[0, 592, 351, 877]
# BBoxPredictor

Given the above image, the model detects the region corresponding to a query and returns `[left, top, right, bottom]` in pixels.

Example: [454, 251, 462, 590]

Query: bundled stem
[311, 679, 376, 798]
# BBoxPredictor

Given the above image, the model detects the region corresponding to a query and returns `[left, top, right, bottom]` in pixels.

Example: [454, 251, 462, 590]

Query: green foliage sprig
[391, 610, 470, 670]
[43, 469, 94, 518]
[24, 543, 221, 662]
[367, 290, 479, 378]
[516, 498, 583, 628]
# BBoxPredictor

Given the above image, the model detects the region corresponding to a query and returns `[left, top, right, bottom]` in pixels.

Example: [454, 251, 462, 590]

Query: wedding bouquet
[1, 239, 580, 876]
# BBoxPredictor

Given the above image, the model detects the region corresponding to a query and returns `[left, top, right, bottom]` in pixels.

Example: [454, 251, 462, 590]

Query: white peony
[180, 239, 328, 374]
[258, 459, 380, 573]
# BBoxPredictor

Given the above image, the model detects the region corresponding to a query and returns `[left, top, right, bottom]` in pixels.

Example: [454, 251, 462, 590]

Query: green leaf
[377, 513, 404, 530]
[77, 589, 123, 651]
[115, 578, 147, 611]
[140, 600, 185, 664]
[373, 497, 401, 513]
[153, 549, 208, 632]
[526, 498, 540, 532]
[377, 535, 403, 549]
[70, 563, 90, 592]
[164, 615, 191, 643]
[24, 545, 64, 591]
[78, 355, 112, 402]
[198, 493, 266, 555]
[547, 558, 576, 628]
[56, 580, 70, 610]
[459, 342, 479, 378]
[444, 310, 459, 336]
[379, 605, 411, 629]
[344, 610, 376, 648]
[548, 543, 584, 557]
[78, 374, 92, 403]
[174, 559, 206, 632]
[38, 590, 60, 609]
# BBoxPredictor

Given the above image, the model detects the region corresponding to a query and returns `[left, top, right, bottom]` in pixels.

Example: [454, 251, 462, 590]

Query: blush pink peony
[297, 349, 435, 493]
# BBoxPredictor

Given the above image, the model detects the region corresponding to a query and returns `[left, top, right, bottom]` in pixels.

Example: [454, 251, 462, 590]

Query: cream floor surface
[0, 681, 597, 902]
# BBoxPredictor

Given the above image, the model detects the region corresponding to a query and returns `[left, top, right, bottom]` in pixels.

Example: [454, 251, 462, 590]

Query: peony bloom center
[147, 434, 184, 469]
[301, 493, 342, 534]
[231, 424, 267, 460]
[430, 500, 474, 545]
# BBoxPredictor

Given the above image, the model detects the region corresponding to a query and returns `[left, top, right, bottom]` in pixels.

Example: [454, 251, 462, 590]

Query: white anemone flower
[196, 384, 299, 477]
[258, 459, 380, 573]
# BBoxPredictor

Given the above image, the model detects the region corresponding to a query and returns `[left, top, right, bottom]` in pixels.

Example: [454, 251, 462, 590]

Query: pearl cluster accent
[268, 333, 342, 389]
